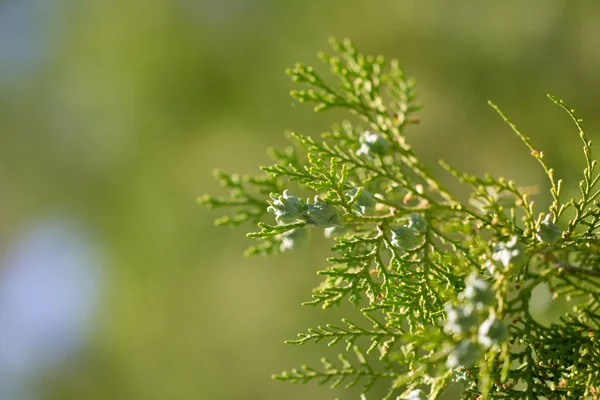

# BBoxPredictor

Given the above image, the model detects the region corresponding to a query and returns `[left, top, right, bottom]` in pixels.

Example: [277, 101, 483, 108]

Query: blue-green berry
[356, 131, 389, 157]
[390, 226, 421, 250]
[444, 303, 478, 336]
[453, 370, 468, 383]
[478, 315, 507, 349]
[302, 196, 343, 228]
[446, 340, 480, 369]
[536, 214, 561, 245]
[346, 187, 376, 216]
[408, 213, 427, 232]
[400, 389, 427, 400]
[279, 228, 310, 252]
[267, 190, 305, 224]
[492, 236, 526, 269]
[482, 257, 500, 276]
[459, 274, 495, 310]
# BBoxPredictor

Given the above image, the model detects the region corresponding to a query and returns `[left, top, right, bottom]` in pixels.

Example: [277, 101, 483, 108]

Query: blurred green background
[1, 1, 600, 399]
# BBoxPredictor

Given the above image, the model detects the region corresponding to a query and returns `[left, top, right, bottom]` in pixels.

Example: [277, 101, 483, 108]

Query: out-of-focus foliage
[2, 0, 600, 399]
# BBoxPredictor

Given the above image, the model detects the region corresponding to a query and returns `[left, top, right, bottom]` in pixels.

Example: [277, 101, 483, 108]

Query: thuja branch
[200, 38, 600, 400]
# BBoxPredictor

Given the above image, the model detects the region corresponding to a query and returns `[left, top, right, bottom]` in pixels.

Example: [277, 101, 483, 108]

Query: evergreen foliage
[199, 38, 600, 399]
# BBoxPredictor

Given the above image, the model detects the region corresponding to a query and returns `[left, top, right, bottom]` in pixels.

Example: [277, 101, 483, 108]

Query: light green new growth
[199, 38, 600, 399]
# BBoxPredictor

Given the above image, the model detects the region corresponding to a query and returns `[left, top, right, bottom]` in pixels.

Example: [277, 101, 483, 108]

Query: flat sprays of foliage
[199, 38, 600, 399]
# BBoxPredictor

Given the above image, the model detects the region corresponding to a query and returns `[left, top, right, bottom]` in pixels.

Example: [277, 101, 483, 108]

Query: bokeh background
[1, 1, 600, 399]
